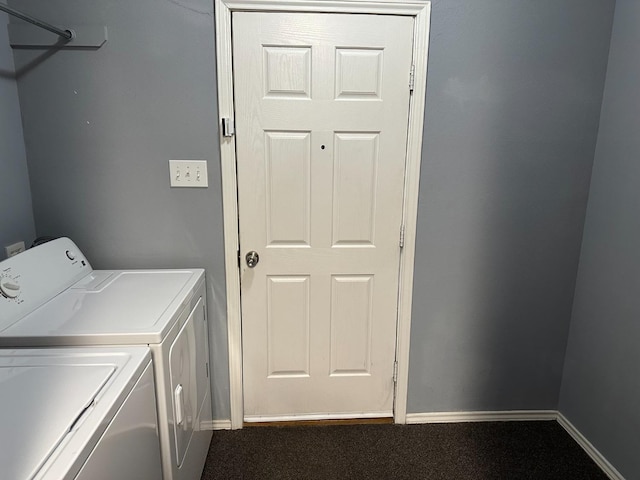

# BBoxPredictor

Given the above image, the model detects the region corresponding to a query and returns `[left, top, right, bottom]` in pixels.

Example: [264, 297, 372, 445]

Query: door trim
[215, 0, 431, 430]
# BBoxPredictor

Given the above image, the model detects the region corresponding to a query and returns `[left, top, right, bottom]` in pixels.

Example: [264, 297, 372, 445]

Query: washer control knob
[0, 278, 20, 298]
[66, 250, 76, 261]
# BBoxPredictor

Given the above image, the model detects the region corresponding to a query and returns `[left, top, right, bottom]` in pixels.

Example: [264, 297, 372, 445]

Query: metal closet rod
[0, 3, 74, 40]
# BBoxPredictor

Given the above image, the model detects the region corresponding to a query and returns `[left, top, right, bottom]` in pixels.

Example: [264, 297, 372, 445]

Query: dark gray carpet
[200, 421, 608, 479]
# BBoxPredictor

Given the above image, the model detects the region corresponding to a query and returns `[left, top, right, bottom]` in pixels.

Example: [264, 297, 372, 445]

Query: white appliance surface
[0, 238, 213, 480]
[0, 269, 203, 345]
[0, 346, 159, 480]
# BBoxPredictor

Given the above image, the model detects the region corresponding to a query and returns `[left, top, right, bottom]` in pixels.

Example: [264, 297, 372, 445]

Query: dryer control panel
[0, 238, 92, 332]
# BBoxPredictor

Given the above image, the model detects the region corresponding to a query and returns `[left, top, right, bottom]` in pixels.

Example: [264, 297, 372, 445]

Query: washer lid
[0, 363, 114, 480]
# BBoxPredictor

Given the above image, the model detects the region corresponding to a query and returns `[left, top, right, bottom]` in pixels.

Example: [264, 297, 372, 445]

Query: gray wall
[559, 1, 640, 478]
[407, 0, 615, 412]
[9, 0, 230, 419]
[0, 13, 35, 256]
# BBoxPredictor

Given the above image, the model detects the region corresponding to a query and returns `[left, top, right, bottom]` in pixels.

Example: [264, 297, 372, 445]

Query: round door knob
[245, 251, 259, 268]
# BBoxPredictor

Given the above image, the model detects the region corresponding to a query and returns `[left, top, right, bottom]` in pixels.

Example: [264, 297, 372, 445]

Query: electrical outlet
[5, 241, 26, 258]
[169, 160, 208, 188]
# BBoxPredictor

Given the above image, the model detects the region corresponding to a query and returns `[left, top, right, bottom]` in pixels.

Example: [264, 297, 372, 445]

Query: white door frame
[215, 0, 431, 430]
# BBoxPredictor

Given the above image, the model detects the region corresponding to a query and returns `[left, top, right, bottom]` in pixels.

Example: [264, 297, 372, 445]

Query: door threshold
[244, 417, 394, 428]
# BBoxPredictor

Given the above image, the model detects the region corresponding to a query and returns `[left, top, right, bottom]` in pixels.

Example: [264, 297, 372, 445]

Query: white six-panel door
[233, 11, 414, 420]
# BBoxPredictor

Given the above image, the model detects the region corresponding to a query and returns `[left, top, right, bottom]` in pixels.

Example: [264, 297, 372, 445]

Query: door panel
[265, 131, 311, 246]
[267, 275, 311, 377]
[233, 11, 414, 419]
[332, 132, 379, 246]
[330, 275, 374, 375]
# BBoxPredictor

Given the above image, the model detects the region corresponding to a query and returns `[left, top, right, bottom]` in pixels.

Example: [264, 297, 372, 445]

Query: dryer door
[192, 297, 211, 425]
[169, 297, 204, 466]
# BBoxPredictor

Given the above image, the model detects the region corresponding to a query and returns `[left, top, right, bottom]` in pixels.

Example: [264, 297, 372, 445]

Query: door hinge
[237, 249, 241, 268]
[206, 362, 209, 378]
[399, 224, 405, 249]
[393, 361, 398, 383]
[409, 64, 415, 93]
[222, 117, 235, 137]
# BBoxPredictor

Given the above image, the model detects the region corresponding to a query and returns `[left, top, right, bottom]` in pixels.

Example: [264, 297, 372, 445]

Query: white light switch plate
[169, 160, 208, 188]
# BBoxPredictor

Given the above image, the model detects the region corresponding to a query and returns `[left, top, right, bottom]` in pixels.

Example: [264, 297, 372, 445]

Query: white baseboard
[405, 410, 557, 424]
[201, 419, 232, 430]
[556, 413, 625, 480]
[405, 410, 624, 480]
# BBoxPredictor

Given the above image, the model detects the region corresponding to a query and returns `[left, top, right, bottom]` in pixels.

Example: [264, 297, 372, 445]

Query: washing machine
[0, 346, 162, 480]
[0, 238, 214, 480]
